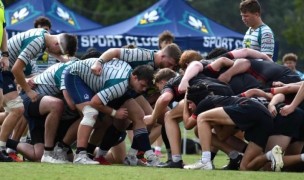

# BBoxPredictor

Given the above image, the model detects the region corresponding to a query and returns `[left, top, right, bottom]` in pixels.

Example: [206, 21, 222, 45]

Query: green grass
[0, 153, 303, 180]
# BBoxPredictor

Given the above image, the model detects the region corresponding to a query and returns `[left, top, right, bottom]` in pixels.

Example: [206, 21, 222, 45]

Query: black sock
[100, 125, 122, 151]
[76, 147, 86, 154]
[132, 128, 151, 152]
[211, 152, 217, 161]
[44, 146, 54, 151]
[161, 126, 171, 149]
[6, 139, 19, 151]
[87, 143, 97, 158]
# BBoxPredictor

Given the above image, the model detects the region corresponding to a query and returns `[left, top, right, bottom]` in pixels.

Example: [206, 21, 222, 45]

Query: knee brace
[5, 96, 23, 112]
[80, 105, 98, 127]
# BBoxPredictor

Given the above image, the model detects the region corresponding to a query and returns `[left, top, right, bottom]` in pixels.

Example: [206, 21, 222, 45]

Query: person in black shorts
[146, 68, 234, 168]
[183, 84, 276, 171]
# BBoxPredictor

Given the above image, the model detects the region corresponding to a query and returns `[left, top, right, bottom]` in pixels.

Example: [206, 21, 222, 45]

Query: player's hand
[267, 104, 277, 117]
[26, 89, 39, 102]
[178, 80, 189, 93]
[0, 57, 9, 71]
[26, 78, 36, 89]
[279, 104, 295, 116]
[115, 108, 128, 119]
[91, 62, 102, 76]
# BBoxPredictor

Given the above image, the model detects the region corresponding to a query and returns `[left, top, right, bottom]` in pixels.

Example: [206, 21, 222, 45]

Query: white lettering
[203, 37, 238, 50]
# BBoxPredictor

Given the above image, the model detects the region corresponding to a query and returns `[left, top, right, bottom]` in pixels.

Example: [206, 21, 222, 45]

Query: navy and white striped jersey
[8, 28, 48, 71]
[65, 58, 132, 105]
[33, 59, 77, 96]
[119, 48, 156, 69]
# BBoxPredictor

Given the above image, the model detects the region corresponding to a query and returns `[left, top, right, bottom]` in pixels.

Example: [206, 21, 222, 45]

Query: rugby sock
[161, 126, 171, 149]
[301, 154, 304, 162]
[0, 141, 6, 151]
[58, 141, 72, 155]
[172, 154, 182, 162]
[132, 128, 151, 152]
[6, 139, 18, 151]
[228, 150, 240, 159]
[211, 152, 217, 161]
[87, 143, 96, 159]
[201, 151, 211, 163]
[166, 149, 172, 161]
[76, 147, 86, 154]
[265, 151, 272, 161]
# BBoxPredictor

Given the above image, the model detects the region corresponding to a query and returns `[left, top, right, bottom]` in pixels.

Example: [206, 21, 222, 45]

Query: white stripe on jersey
[8, 28, 48, 70]
[68, 58, 132, 105]
[120, 48, 155, 68]
[33, 60, 76, 96]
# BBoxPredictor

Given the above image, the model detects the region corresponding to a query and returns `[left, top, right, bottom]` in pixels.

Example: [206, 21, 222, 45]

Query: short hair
[34, 16, 52, 29]
[162, 43, 182, 65]
[154, 68, 176, 84]
[179, 50, 202, 70]
[59, 33, 78, 56]
[240, 0, 261, 14]
[132, 65, 155, 87]
[282, 53, 298, 63]
[81, 48, 101, 59]
[206, 48, 229, 59]
[158, 30, 175, 49]
[122, 44, 137, 49]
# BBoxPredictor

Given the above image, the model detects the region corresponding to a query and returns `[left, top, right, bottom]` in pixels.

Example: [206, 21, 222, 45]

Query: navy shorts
[64, 72, 94, 104]
[2, 71, 17, 94]
[223, 100, 273, 149]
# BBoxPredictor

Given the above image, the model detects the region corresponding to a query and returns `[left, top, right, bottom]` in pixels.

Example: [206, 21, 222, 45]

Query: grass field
[0, 130, 303, 179]
[0, 150, 303, 180]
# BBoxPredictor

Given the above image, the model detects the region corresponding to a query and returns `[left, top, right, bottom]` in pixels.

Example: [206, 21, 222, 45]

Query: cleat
[157, 160, 183, 168]
[94, 156, 111, 165]
[146, 153, 160, 167]
[222, 153, 243, 170]
[8, 152, 23, 162]
[184, 160, 213, 170]
[54, 144, 70, 163]
[73, 151, 99, 165]
[41, 151, 68, 164]
[270, 145, 284, 172]
[0, 150, 14, 162]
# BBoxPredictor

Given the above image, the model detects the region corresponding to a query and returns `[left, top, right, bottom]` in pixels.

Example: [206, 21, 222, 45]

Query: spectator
[282, 53, 304, 80]
[240, 0, 275, 58]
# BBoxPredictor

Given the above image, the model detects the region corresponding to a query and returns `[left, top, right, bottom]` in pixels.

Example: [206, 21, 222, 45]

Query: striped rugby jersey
[8, 28, 48, 71]
[33, 59, 77, 96]
[65, 58, 132, 105]
[243, 24, 275, 56]
[119, 48, 156, 69]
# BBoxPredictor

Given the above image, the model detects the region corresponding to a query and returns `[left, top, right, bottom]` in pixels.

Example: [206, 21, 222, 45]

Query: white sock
[201, 151, 211, 163]
[6, 148, 16, 154]
[155, 146, 161, 152]
[127, 148, 138, 156]
[145, 150, 155, 158]
[96, 148, 108, 158]
[172, 154, 182, 162]
[265, 151, 272, 161]
[301, 154, 304, 162]
[0, 141, 6, 147]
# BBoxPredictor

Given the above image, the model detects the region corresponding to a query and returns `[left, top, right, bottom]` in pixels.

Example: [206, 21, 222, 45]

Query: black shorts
[2, 71, 17, 94]
[223, 101, 273, 149]
[229, 73, 261, 94]
[271, 106, 304, 141]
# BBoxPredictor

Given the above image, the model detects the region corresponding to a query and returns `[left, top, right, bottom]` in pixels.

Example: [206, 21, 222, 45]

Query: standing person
[240, 0, 275, 58]
[0, 28, 77, 163]
[282, 53, 304, 80]
[0, 0, 11, 162]
[33, 16, 58, 73]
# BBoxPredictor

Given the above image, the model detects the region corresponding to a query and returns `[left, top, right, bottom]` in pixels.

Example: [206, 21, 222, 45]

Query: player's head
[187, 83, 211, 105]
[154, 68, 177, 91]
[179, 50, 203, 71]
[130, 65, 155, 93]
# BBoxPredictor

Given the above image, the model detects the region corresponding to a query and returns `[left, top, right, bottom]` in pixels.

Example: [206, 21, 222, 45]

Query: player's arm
[12, 59, 38, 101]
[91, 94, 128, 120]
[209, 57, 234, 72]
[280, 81, 304, 116]
[230, 48, 273, 61]
[178, 61, 204, 93]
[183, 94, 197, 130]
[150, 91, 173, 125]
[91, 48, 121, 75]
[0, 27, 9, 70]
[268, 93, 285, 117]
